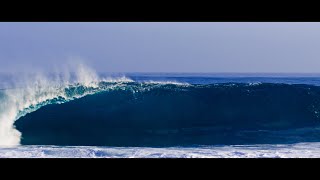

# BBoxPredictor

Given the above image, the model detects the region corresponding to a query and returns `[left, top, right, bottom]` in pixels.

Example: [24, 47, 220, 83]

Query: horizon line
[3, 71, 320, 74]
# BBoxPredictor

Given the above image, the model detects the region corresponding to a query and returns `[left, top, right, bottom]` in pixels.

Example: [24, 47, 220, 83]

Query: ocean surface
[2, 72, 320, 158]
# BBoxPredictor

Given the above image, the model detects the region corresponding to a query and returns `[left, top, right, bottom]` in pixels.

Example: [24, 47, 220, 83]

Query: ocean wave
[10, 82, 320, 146]
[3, 65, 320, 147]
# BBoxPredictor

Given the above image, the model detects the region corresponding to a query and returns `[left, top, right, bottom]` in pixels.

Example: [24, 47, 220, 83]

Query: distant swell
[13, 82, 320, 146]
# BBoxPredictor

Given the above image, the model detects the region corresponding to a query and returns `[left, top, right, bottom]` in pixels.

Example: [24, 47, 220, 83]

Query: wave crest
[0, 64, 134, 146]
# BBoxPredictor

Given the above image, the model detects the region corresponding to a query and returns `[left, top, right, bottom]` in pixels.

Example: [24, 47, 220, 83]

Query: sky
[0, 22, 320, 73]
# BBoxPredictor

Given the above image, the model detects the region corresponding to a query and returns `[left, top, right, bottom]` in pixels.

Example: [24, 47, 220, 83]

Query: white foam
[247, 82, 262, 86]
[1, 142, 320, 158]
[101, 76, 134, 83]
[143, 80, 189, 86]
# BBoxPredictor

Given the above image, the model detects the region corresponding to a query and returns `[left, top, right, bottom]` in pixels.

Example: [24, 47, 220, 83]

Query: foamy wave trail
[3, 143, 320, 158]
[6, 143, 320, 158]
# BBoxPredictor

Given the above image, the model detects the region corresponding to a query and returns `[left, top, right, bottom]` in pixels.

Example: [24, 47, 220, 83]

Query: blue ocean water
[2, 73, 320, 157]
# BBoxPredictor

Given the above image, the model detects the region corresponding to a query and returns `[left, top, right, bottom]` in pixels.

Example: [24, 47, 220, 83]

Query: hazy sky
[1, 22, 320, 73]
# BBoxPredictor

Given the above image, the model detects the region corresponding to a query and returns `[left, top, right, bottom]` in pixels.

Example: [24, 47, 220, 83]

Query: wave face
[12, 82, 320, 146]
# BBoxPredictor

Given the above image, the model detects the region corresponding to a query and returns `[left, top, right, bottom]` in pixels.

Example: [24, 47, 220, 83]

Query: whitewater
[2, 143, 320, 158]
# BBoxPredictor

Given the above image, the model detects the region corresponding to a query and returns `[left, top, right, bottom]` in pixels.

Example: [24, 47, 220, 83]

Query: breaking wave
[2, 65, 320, 146]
